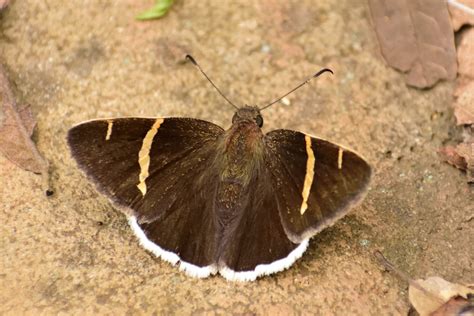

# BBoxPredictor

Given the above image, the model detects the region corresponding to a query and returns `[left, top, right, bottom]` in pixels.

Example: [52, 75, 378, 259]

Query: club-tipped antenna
[259, 68, 333, 111]
[186, 55, 239, 110]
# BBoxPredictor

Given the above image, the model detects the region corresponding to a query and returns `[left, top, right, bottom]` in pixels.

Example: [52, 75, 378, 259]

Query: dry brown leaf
[456, 141, 474, 181]
[457, 27, 474, 79]
[375, 252, 474, 316]
[409, 276, 474, 316]
[438, 145, 468, 170]
[0, 63, 51, 193]
[439, 142, 474, 182]
[463, 126, 474, 144]
[368, 0, 457, 88]
[454, 81, 474, 125]
[431, 296, 474, 316]
[17, 104, 36, 136]
[442, 12, 474, 183]
[448, 0, 474, 31]
[453, 28, 474, 125]
[445, 24, 474, 182]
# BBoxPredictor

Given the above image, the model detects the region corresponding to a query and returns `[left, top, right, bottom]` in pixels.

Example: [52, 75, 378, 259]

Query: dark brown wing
[265, 129, 372, 243]
[67, 117, 224, 276]
[217, 161, 306, 282]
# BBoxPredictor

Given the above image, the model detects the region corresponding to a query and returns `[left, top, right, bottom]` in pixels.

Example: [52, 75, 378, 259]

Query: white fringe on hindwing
[128, 216, 308, 281]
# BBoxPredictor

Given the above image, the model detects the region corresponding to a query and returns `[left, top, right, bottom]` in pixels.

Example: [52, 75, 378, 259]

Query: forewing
[67, 117, 224, 272]
[67, 117, 223, 213]
[265, 129, 372, 243]
[133, 140, 222, 272]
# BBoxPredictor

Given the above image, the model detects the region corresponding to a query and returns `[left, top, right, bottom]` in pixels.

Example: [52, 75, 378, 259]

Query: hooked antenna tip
[185, 54, 197, 65]
[313, 68, 334, 78]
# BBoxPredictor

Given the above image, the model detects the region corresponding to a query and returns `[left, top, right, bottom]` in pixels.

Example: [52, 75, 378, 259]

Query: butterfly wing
[265, 129, 372, 243]
[216, 129, 371, 281]
[216, 164, 307, 281]
[67, 117, 224, 276]
[68, 119, 371, 280]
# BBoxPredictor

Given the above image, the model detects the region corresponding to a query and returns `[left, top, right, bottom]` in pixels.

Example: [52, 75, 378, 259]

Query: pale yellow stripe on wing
[300, 135, 315, 215]
[105, 120, 113, 141]
[338, 147, 343, 169]
[137, 118, 164, 196]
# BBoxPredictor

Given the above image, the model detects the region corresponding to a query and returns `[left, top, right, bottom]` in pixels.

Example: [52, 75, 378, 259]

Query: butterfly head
[232, 106, 264, 128]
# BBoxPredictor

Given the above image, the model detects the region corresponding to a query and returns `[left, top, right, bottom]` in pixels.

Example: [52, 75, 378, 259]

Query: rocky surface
[1, 0, 472, 314]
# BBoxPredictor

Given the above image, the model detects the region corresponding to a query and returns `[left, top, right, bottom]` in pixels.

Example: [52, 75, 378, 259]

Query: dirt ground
[1, 0, 473, 314]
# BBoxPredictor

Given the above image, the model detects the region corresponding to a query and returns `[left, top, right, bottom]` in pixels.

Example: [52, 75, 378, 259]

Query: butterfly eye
[255, 115, 264, 127]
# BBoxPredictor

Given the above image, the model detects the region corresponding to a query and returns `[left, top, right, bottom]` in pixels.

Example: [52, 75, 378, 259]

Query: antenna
[185, 55, 239, 110]
[259, 68, 333, 111]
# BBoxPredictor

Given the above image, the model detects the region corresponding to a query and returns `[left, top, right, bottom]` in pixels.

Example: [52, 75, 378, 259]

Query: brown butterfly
[67, 55, 371, 281]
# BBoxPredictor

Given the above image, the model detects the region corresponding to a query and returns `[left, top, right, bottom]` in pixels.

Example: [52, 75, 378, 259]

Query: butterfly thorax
[220, 110, 264, 186]
[215, 108, 265, 227]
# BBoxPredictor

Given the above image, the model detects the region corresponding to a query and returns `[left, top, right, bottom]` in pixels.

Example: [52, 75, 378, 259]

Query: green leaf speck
[136, 0, 174, 21]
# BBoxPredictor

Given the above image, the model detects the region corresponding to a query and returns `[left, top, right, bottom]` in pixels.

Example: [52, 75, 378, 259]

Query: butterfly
[67, 55, 372, 281]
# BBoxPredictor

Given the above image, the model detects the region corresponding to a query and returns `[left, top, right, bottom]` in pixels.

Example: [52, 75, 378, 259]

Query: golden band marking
[300, 135, 315, 215]
[137, 118, 164, 196]
[338, 148, 343, 169]
[105, 120, 113, 141]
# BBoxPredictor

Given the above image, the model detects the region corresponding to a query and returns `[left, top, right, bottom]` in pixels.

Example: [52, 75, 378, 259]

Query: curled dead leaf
[375, 252, 474, 316]
[409, 276, 474, 316]
[368, 0, 457, 88]
[0, 63, 51, 194]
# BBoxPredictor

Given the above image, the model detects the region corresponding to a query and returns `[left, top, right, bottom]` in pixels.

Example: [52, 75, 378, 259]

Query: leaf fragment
[454, 81, 474, 125]
[375, 251, 474, 316]
[17, 103, 36, 136]
[409, 276, 474, 316]
[438, 145, 468, 170]
[368, 0, 457, 88]
[439, 142, 474, 183]
[453, 27, 474, 126]
[0, 63, 51, 193]
[430, 295, 474, 316]
[136, 0, 174, 21]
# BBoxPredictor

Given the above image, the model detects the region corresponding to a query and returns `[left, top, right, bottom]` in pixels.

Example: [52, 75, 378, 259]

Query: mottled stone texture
[1, 0, 472, 314]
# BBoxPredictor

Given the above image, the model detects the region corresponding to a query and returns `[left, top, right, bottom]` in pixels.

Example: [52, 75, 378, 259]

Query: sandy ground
[1, 0, 473, 314]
